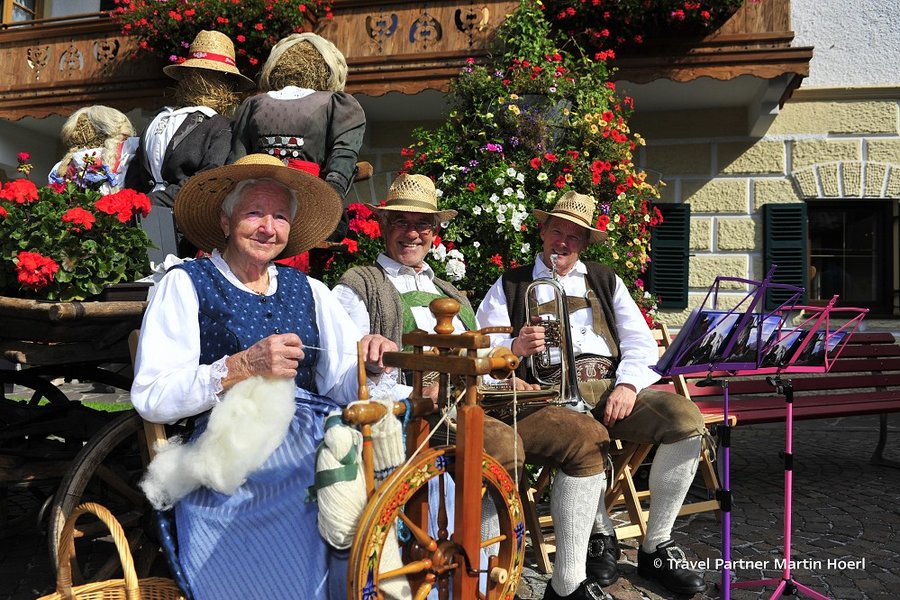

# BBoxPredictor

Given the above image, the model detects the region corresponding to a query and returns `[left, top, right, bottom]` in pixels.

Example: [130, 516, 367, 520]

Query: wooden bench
[686, 331, 900, 466]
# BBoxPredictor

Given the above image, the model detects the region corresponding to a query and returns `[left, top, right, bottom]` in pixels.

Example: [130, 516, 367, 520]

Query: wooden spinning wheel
[344, 298, 525, 599]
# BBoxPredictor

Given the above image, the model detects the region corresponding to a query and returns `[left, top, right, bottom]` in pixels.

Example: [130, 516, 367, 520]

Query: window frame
[2, 0, 43, 23]
[805, 199, 896, 315]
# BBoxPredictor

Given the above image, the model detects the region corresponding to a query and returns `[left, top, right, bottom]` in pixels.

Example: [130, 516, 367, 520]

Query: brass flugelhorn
[522, 253, 591, 413]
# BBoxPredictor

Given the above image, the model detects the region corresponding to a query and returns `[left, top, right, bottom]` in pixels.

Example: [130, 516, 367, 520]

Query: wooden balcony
[0, 0, 810, 120]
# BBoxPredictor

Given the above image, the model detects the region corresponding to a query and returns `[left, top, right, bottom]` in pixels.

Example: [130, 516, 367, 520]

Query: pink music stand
[731, 297, 867, 599]
[654, 267, 867, 600]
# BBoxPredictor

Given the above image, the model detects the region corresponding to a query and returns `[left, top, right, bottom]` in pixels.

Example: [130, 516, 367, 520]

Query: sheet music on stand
[654, 267, 866, 377]
[652, 265, 867, 600]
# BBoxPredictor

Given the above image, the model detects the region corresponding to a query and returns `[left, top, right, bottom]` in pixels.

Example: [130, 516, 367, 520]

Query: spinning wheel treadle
[344, 297, 525, 599]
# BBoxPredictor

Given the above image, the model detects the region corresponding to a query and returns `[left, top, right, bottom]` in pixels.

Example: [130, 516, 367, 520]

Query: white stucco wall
[792, 0, 900, 87]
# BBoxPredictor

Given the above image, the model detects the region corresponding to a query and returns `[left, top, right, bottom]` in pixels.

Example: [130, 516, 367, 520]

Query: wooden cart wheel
[47, 411, 168, 583]
[348, 446, 525, 600]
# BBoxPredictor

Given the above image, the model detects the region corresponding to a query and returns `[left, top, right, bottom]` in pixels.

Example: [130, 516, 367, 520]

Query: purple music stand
[730, 297, 867, 599]
[654, 267, 866, 600]
[654, 266, 802, 599]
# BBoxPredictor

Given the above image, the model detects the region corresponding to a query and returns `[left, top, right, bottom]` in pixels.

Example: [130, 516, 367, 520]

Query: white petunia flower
[430, 243, 447, 261]
[506, 167, 517, 178]
[495, 177, 504, 186]
[496, 213, 507, 224]
[445, 258, 466, 281]
[537, 172, 548, 181]
[435, 188, 444, 198]
[516, 189, 525, 199]
[503, 187, 514, 197]
[473, 241, 481, 248]
[516, 172, 525, 182]
[521, 243, 531, 254]
[473, 205, 482, 215]
[489, 193, 500, 203]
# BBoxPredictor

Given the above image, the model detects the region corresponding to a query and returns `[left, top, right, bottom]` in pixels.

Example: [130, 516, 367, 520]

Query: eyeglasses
[389, 218, 436, 234]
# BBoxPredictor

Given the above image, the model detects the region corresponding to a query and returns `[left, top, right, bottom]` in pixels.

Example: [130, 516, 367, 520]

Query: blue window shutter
[649, 203, 690, 309]
[762, 203, 808, 310]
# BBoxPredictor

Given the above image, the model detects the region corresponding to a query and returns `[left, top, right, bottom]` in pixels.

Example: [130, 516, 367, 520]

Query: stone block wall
[634, 96, 900, 326]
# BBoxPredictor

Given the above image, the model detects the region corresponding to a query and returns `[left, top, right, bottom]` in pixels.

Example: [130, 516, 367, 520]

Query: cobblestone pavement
[2, 382, 897, 600]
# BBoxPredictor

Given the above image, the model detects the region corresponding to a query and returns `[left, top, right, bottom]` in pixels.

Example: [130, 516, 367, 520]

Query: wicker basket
[38, 502, 186, 600]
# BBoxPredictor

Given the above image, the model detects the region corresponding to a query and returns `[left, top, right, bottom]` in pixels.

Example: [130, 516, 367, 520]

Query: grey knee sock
[550, 471, 604, 596]
[642, 435, 702, 552]
[481, 494, 500, 556]
[591, 472, 616, 536]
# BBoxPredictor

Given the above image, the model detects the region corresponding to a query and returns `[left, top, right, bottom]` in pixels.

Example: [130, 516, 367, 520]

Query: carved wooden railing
[0, 0, 809, 120]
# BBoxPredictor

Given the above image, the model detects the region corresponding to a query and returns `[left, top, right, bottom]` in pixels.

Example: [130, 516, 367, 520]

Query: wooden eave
[0, 0, 811, 120]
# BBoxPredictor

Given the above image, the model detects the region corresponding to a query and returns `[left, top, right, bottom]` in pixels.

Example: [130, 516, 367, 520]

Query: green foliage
[0, 158, 153, 302]
[110, 0, 334, 77]
[410, 7, 661, 318]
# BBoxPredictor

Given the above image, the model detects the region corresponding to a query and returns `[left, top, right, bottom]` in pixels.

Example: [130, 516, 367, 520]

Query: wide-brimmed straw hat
[163, 30, 254, 90]
[175, 154, 342, 258]
[534, 191, 608, 245]
[366, 174, 457, 222]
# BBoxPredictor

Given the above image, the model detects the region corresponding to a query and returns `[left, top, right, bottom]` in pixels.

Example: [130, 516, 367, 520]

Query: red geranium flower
[15, 251, 59, 291]
[0, 179, 39, 204]
[62, 207, 96, 232]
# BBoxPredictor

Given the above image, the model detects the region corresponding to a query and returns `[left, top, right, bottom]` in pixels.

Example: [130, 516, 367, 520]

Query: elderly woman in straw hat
[48, 105, 138, 194]
[131, 154, 396, 599]
[126, 30, 253, 254]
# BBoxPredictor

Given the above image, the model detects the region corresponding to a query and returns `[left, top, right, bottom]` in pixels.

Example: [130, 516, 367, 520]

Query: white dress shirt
[475, 254, 662, 393]
[132, 250, 367, 423]
[332, 253, 469, 399]
[143, 106, 217, 191]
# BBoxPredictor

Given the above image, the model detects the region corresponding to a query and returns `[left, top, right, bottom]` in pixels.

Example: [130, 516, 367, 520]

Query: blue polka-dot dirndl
[172, 259, 346, 599]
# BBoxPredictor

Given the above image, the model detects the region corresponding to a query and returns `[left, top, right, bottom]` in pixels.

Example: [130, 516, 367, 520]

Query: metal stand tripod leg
[731, 377, 829, 599]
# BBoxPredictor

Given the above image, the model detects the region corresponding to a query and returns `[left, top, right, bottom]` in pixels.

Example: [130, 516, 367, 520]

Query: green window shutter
[649, 203, 690, 309]
[762, 203, 808, 310]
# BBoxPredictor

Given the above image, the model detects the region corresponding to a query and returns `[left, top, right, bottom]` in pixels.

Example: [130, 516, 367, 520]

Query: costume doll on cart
[228, 32, 366, 271]
[48, 105, 138, 195]
[125, 30, 254, 257]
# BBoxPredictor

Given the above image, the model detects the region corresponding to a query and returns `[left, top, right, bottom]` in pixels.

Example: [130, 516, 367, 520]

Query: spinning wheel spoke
[380, 558, 433, 579]
[413, 580, 435, 600]
[397, 511, 437, 551]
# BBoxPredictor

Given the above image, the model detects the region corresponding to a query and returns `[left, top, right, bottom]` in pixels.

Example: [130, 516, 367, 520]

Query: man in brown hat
[126, 30, 254, 255]
[476, 191, 709, 598]
[333, 173, 613, 600]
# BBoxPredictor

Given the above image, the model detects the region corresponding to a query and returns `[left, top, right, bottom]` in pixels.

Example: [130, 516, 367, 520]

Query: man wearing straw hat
[476, 191, 709, 598]
[126, 30, 254, 255]
[131, 154, 396, 599]
[333, 174, 613, 600]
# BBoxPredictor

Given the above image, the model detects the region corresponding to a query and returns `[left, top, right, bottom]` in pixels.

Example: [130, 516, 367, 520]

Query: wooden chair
[128, 330, 168, 459]
[521, 324, 734, 573]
